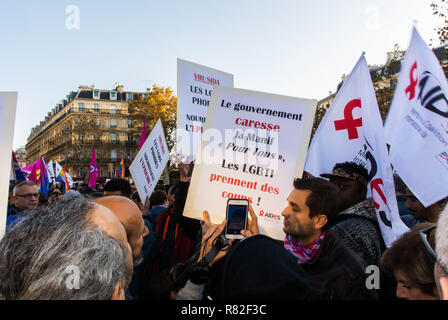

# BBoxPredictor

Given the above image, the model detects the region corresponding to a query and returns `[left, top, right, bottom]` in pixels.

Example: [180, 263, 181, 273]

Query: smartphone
[225, 198, 249, 239]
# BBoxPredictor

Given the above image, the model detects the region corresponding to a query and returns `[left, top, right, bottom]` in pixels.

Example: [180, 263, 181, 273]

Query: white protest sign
[129, 119, 169, 203]
[0, 92, 18, 239]
[385, 27, 448, 207]
[183, 86, 316, 240]
[177, 58, 234, 159]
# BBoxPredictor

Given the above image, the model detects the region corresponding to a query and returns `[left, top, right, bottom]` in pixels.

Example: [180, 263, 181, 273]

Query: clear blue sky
[0, 0, 441, 151]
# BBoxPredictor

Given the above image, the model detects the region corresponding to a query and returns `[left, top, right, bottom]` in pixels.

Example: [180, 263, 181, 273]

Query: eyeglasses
[15, 193, 39, 200]
[419, 225, 448, 275]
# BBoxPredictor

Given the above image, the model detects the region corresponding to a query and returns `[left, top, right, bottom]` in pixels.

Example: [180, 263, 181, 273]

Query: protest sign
[385, 27, 448, 207]
[183, 86, 316, 240]
[129, 119, 169, 203]
[305, 55, 409, 247]
[177, 58, 234, 159]
[0, 92, 18, 239]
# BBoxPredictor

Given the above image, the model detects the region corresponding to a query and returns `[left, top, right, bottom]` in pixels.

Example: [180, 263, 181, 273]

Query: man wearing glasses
[6, 181, 40, 232]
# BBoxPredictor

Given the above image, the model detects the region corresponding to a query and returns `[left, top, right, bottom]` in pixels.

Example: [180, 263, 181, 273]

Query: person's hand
[199, 210, 234, 266]
[175, 154, 191, 182]
[201, 210, 212, 236]
[241, 205, 260, 237]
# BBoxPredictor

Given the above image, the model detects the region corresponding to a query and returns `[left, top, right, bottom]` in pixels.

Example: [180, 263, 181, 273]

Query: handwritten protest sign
[183, 87, 316, 240]
[177, 58, 233, 159]
[0, 92, 18, 239]
[129, 119, 169, 203]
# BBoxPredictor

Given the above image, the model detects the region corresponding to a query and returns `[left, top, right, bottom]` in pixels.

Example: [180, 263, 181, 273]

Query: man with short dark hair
[281, 178, 375, 299]
[321, 161, 384, 266]
[103, 179, 132, 198]
[147, 189, 168, 231]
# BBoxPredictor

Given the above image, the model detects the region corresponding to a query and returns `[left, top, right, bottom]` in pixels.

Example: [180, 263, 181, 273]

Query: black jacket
[301, 230, 378, 300]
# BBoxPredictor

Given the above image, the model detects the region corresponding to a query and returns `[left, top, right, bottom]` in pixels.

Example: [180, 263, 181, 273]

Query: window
[94, 103, 99, 113]
[110, 119, 117, 128]
[128, 133, 134, 142]
[126, 92, 133, 101]
[79, 133, 85, 142]
[78, 103, 85, 112]
[111, 149, 117, 160]
[110, 104, 117, 114]
[128, 119, 133, 128]
[110, 91, 117, 100]
[93, 90, 99, 99]
[95, 118, 100, 126]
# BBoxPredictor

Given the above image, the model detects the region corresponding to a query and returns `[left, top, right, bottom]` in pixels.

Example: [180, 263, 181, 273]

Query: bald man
[96, 196, 149, 265]
[90, 202, 134, 299]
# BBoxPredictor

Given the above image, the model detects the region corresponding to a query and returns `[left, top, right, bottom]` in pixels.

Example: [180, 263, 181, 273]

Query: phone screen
[226, 204, 248, 235]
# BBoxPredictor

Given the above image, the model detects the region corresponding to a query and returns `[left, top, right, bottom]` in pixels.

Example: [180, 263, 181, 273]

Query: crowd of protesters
[1, 160, 448, 300]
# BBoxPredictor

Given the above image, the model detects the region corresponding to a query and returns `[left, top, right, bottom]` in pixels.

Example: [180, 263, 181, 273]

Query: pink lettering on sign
[194, 73, 221, 86]
[158, 135, 166, 155]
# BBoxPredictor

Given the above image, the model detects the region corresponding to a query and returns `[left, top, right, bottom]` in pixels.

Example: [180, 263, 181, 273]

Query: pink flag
[88, 147, 99, 189]
[28, 161, 38, 183]
[138, 119, 147, 150]
[22, 159, 38, 174]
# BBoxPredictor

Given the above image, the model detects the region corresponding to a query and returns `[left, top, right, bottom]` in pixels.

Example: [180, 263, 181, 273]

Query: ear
[111, 283, 125, 300]
[359, 184, 368, 199]
[313, 214, 328, 230]
[439, 277, 448, 300]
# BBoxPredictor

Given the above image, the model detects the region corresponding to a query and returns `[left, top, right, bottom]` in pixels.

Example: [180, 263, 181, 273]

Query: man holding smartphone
[178, 178, 376, 300]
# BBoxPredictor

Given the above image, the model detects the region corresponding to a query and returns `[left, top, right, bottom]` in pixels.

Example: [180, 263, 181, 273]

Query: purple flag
[138, 119, 147, 150]
[88, 147, 99, 189]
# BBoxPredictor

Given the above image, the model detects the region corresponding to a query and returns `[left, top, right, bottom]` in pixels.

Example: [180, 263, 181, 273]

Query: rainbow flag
[116, 157, 125, 179]
[55, 161, 70, 192]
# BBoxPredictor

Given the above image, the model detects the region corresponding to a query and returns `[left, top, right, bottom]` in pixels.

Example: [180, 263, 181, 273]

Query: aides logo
[436, 151, 448, 170]
[258, 210, 281, 222]
[406, 61, 448, 119]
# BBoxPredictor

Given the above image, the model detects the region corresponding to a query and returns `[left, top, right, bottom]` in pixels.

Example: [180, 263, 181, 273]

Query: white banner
[129, 119, 169, 203]
[0, 92, 18, 240]
[177, 58, 234, 159]
[305, 55, 409, 247]
[183, 86, 316, 241]
[384, 27, 448, 207]
[46, 160, 55, 184]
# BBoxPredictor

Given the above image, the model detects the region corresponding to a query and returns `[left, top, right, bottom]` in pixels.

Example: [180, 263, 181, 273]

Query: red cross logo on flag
[334, 99, 363, 140]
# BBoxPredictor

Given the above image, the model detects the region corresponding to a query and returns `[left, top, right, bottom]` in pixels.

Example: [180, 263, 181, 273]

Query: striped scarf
[284, 232, 326, 264]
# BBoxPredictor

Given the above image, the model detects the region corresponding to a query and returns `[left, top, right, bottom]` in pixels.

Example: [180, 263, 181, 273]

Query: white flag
[305, 54, 409, 247]
[55, 161, 63, 179]
[385, 27, 448, 207]
[66, 171, 73, 188]
[46, 160, 55, 184]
